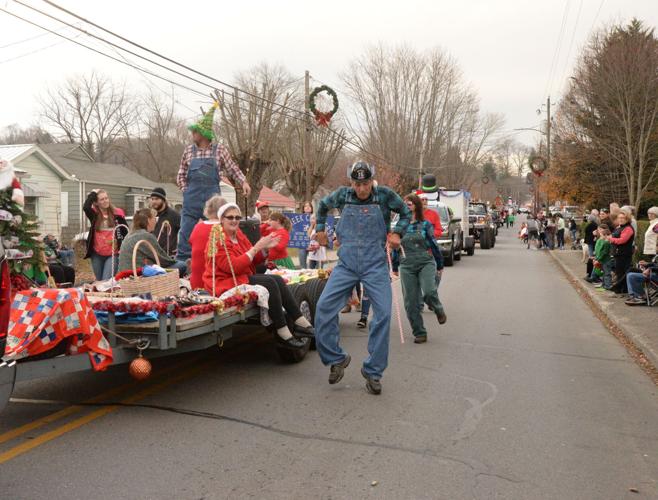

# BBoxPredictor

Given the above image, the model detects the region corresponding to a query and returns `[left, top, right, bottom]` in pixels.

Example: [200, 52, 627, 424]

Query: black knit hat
[150, 187, 167, 201]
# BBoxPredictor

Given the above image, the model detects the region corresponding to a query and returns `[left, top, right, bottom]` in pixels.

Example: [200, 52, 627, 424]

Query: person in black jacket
[583, 214, 598, 278]
[149, 187, 180, 257]
[83, 189, 128, 281]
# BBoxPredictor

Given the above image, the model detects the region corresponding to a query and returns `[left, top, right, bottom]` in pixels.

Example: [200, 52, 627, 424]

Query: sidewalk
[549, 248, 658, 370]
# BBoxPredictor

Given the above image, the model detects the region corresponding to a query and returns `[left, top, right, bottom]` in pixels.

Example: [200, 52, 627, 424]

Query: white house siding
[15, 154, 63, 236]
[60, 179, 81, 244]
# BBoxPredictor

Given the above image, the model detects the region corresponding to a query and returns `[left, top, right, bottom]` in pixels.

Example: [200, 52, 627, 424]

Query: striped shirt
[176, 143, 246, 191]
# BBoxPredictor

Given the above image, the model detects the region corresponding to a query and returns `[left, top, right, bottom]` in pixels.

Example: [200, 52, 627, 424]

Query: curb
[548, 250, 658, 383]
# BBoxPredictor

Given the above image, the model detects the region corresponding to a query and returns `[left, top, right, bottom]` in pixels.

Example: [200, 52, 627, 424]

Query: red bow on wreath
[309, 85, 339, 128]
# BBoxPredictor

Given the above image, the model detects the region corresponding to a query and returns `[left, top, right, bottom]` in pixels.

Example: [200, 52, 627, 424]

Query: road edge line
[548, 250, 658, 386]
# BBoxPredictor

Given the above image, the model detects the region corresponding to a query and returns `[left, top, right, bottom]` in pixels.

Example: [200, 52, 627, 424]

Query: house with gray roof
[0, 143, 237, 244]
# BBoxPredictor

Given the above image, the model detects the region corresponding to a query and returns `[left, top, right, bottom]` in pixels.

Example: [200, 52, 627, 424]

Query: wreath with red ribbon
[529, 154, 548, 177]
[309, 85, 339, 127]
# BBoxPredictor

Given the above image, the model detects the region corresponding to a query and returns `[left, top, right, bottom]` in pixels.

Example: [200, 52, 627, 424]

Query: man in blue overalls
[314, 162, 411, 395]
[176, 103, 251, 262]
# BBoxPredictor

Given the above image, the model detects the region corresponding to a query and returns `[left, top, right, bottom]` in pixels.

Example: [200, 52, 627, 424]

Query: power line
[0, 6, 214, 98]
[2, 3, 413, 173]
[10, 1, 318, 134]
[0, 34, 78, 63]
[35, 0, 310, 121]
[0, 22, 67, 48]
[556, 0, 583, 96]
[543, 0, 571, 101]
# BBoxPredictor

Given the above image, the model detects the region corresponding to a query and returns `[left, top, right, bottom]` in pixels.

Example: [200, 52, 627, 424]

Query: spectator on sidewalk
[607, 210, 635, 294]
[568, 217, 578, 248]
[150, 187, 180, 257]
[583, 214, 598, 278]
[586, 225, 612, 289]
[643, 206, 658, 259]
[307, 215, 326, 270]
[556, 214, 566, 250]
[624, 259, 658, 306]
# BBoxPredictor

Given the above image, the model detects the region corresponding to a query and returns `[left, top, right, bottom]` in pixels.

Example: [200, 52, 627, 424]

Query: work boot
[328, 354, 351, 384]
[436, 309, 447, 324]
[361, 367, 382, 395]
[413, 335, 427, 344]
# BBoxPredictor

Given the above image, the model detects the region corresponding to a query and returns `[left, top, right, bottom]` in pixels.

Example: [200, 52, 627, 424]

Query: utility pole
[418, 150, 424, 189]
[546, 95, 551, 211]
[303, 70, 311, 208]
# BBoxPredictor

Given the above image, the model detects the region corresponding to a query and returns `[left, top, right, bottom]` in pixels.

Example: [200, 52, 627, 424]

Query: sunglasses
[223, 215, 241, 221]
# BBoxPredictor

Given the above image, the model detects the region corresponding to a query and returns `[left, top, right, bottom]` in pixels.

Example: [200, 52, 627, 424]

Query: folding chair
[646, 256, 658, 307]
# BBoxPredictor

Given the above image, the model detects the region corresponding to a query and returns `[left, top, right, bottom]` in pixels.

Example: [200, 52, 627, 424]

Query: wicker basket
[119, 239, 180, 299]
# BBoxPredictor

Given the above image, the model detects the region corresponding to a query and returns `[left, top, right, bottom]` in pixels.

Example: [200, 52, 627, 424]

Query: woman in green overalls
[393, 194, 447, 343]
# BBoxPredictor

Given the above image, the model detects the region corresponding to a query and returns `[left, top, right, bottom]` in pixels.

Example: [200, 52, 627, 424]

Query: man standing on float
[176, 103, 251, 262]
[313, 161, 410, 395]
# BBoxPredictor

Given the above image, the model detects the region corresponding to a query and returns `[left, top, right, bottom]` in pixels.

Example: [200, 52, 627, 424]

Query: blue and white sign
[286, 214, 335, 250]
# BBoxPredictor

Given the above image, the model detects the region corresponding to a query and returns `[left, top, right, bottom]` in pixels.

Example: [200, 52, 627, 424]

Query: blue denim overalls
[176, 145, 221, 261]
[315, 190, 392, 379]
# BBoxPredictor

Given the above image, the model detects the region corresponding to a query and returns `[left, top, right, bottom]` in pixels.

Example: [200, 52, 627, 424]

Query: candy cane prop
[386, 244, 406, 344]
[157, 220, 172, 255]
[111, 224, 130, 300]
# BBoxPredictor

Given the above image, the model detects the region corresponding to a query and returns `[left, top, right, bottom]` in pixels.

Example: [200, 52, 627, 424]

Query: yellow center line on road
[0, 351, 208, 445]
[0, 332, 271, 464]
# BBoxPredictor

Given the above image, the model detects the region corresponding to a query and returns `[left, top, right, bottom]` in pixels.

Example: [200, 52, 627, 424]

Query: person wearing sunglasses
[313, 161, 411, 395]
[203, 203, 314, 348]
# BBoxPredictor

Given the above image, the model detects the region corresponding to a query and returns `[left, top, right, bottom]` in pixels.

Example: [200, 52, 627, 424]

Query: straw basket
[119, 239, 180, 299]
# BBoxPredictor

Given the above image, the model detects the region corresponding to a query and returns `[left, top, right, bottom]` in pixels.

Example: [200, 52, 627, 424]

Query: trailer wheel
[302, 278, 327, 351]
[0, 363, 16, 414]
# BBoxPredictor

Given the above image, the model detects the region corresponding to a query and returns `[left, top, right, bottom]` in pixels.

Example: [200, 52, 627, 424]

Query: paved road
[1, 225, 658, 499]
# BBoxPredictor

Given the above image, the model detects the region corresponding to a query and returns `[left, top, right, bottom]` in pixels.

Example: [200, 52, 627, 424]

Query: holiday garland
[309, 85, 339, 127]
[91, 291, 259, 318]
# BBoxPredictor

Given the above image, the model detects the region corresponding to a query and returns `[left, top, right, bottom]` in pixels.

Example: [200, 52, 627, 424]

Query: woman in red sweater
[266, 212, 295, 269]
[203, 203, 314, 347]
[188, 195, 226, 290]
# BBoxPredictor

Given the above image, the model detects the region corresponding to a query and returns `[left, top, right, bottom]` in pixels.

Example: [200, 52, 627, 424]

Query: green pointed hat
[188, 101, 219, 141]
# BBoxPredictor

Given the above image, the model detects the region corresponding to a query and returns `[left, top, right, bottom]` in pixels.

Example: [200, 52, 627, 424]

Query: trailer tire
[0, 363, 16, 414]
[302, 278, 327, 351]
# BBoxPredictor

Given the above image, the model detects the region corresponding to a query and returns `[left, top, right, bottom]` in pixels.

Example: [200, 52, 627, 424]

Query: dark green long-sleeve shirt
[316, 185, 411, 235]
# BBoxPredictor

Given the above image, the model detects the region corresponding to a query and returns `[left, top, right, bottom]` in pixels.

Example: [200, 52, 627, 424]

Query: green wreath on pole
[309, 85, 339, 127]
[528, 154, 548, 177]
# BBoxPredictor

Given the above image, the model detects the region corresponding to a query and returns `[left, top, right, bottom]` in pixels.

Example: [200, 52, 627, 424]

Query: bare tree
[0, 124, 54, 145]
[342, 44, 502, 192]
[554, 19, 658, 208]
[278, 122, 346, 208]
[38, 71, 138, 161]
[214, 63, 298, 212]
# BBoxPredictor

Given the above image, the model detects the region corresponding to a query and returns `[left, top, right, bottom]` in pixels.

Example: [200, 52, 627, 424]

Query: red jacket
[260, 223, 273, 237]
[267, 228, 290, 261]
[189, 221, 217, 290]
[203, 229, 265, 296]
[424, 209, 443, 238]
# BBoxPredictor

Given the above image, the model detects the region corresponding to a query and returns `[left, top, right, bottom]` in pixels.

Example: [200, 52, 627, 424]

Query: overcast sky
[1, 0, 657, 147]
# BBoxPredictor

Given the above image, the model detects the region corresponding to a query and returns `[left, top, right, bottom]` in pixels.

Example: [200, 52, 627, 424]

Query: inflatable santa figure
[0, 159, 24, 207]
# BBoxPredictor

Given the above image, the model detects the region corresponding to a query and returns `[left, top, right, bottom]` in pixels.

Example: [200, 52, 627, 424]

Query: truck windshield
[469, 205, 487, 215]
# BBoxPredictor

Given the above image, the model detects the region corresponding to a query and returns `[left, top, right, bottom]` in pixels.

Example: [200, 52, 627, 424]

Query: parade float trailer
[0, 238, 328, 414]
